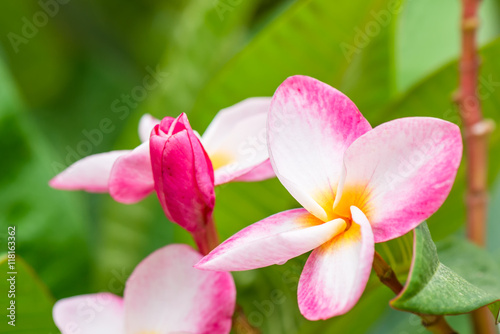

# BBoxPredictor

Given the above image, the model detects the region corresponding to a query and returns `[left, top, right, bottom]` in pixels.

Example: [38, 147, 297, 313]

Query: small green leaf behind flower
[391, 222, 500, 323]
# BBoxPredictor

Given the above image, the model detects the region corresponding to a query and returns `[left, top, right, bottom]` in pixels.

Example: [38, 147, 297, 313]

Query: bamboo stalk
[458, 0, 497, 332]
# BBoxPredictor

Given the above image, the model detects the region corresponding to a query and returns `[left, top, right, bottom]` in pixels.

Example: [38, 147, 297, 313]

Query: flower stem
[193, 216, 261, 334]
[232, 304, 261, 334]
[192, 215, 220, 256]
[457, 0, 497, 332]
[372, 252, 457, 334]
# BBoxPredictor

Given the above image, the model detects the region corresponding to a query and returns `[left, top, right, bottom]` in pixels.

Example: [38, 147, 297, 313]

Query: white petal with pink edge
[124, 244, 235, 334]
[196, 209, 346, 272]
[298, 206, 374, 320]
[109, 141, 154, 204]
[53, 293, 124, 334]
[49, 151, 129, 192]
[268, 75, 372, 221]
[334, 117, 462, 243]
[202, 97, 271, 150]
[231, 160, 275, 183]
[138, 113, 160, 142]
[201, 97, 274, 185]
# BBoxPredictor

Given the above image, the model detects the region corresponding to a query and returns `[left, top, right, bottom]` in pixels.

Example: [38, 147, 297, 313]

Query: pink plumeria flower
[196, 75, 463, 320]
[49, 98, 275, 204]
[149, 113, 216, 251]
[53, 244, 236, 334]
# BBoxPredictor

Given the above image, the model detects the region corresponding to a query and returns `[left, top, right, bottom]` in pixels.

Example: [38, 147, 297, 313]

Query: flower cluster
[50, 75, 462, 332]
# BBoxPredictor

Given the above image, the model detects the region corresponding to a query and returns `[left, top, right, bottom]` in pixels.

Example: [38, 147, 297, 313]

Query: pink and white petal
[335, 117, 463, 243]
[230, 159, 276, 183]
[202, 99, 273, 184]
[124, 244, 235, 334]
[49, 151, 129, 192]
[298, 206, 374, 320]
[196, 209, 346, 272]
[109, 142, 154, 204]
[138, 113, 160, 142]
[53, 293, 124, 334]
[268, 75, 372, 220]
[214, 159, 275, 185]
[202, 97, 271, 150]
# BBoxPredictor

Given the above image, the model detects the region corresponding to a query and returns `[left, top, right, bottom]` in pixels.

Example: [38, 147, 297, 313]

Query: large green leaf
[391, 223, 500, 322]
[0, 57, 91, 298]
[188, 0, 396, 130]
[395, 0, 500, 92]
[367, 306, 472, 334]
[0, 255, 58, 333]
[136, 0, 273, 124]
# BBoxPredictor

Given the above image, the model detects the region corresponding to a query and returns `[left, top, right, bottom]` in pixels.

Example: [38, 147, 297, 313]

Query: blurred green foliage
[1, 0, 500, 333]
[0, 255, 58, 333]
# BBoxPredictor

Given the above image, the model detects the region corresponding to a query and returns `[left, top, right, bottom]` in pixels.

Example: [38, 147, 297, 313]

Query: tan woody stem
[459, 0, 490, 247]
[457, 0, 497, 332]
[232, 305, 262, 334]
[372, 252, 457, 334]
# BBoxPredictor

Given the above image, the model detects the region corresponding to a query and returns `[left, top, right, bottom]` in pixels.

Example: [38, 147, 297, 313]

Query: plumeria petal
[124, 244, 235, 334]
[138, 113, 160, 142]
[268, 75, 372, 221]
[108, 142, 154, 204]
[231, 160, 275, 183]
[149, 116, 177, 219]
[150, 114, 215, 233]
[298, 206, 374, 320]
[49, 151, 128, 192]
[53, 293, 124, 334]
[196, 209, 346, 271]
[333, 117, 462, 243]
[202, 97, 270, 152]
[201, 97, 274, 185]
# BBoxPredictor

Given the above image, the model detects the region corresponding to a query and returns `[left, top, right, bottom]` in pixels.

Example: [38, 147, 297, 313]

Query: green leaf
[391, 223, 500, 323]
[138, 0, 269, 122]
[367, 306, 472, 334]
[487, 173, 500, 257]
[395, 0, 500, 92]
[0, 1, 73, 107]
[189, 0, 396, 130]
[0, 255, 58, 333]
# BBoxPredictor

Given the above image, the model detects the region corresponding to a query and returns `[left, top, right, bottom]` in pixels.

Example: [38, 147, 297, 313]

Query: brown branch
[373, 252, 457, 334]
[457, 0, 497, 332]
[232, 305, 261, 334]
[458, 0, 490, 247]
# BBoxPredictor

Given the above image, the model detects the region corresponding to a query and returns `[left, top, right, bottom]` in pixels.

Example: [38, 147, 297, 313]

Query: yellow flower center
[315, 183, 373, 227]
[209, 151, 233, 170]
